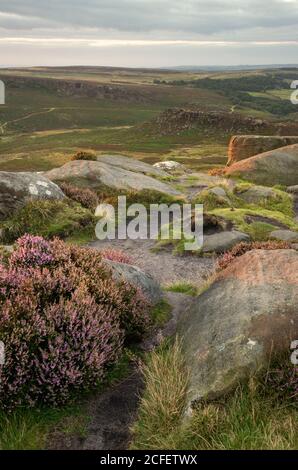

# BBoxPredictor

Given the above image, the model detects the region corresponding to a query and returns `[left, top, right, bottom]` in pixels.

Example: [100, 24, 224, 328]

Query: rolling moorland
[0, 66, 297, 450]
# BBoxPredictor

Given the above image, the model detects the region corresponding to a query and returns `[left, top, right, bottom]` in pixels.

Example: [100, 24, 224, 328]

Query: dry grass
[131, 338, 189, 450]
[131, 340, 298, 450]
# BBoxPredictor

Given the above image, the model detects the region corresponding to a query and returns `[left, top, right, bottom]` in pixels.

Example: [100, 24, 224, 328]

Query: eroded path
[47, 234, 215, 450]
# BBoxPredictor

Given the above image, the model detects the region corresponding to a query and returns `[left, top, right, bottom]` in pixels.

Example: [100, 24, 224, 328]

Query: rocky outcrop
[151, 108, 272, 136]
[105, 259, 163, 305]
[227, 135, 298, 166]
[45, 160, 181, 196]
[0, 172, 65, 220]
[1, 75, 151, 104]
[179, 249, 298, 409]
[225, 144, 298, 186]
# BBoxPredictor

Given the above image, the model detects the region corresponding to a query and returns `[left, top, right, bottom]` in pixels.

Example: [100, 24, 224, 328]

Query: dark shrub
[59, 182, 99, 210]
[71, 151, 97, 161]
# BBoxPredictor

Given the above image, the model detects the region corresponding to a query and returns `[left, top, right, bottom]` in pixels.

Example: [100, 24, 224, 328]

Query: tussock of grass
[165, 282, 198, 296]
[131, 341, 298, 450]
[131, 338, 189, 450]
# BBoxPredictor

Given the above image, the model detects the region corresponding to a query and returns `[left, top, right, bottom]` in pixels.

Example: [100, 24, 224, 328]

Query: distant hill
[166, 64, 298, 72]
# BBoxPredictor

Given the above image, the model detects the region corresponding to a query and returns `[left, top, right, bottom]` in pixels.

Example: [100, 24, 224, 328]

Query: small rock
[287, 185, 298, 194]
[153, 161, 184, 172]
[203, 231, 250, 253]
[270, 229, 298, 242]
[0, 171, 65, 221]
[105, 259, 163, 305]
[237, 185, 278, 204]
[209, 186, 227, 198]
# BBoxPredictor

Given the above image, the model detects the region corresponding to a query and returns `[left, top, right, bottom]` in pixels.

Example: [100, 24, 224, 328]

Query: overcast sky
[0, 0, 298, 67]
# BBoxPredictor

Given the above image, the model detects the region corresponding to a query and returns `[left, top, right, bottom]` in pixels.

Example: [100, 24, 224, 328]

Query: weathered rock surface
[225, 144, 298, 186]
[228, 135, 298, 166]
[203, 231, 250, 253]
[45, 160, 180, 196]
[105, 259, 163, 305]
[97, 154, 167, 177]
[270, 229, 298, 242]
[179, 249, 298, 408]
[0, 171, 65, 220]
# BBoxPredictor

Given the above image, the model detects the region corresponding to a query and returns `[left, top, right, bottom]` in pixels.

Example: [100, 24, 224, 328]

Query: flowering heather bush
[59, 182, 99, 211]
[100, 248, 134, 265]
[9, 234, 54, 267]
[0, 235, 151, 409]
[217, 240, 291, 271]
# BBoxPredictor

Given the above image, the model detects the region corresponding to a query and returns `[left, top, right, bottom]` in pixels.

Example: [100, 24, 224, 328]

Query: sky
[0, 0, 298, 67]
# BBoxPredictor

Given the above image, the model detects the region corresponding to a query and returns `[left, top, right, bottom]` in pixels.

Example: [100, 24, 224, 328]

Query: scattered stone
[225, 144, 298, 186]
[203, 231, 250, 253]
[45, 160, 181, 196]
[178, 249, 298, 408]
[270, 230, 298, 242]
[0, 171, 65, 220]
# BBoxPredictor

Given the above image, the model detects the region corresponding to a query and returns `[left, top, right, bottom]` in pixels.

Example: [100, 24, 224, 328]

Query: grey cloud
[0, 0, 298, 37]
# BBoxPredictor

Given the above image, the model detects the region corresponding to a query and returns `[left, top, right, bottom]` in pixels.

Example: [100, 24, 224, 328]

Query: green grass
[150, 300, 172, 327]
[131, 340, 298, 450]
[165, 282, 198, 297]
[210, 207, 298, 241]
[0, 199, 95, 243]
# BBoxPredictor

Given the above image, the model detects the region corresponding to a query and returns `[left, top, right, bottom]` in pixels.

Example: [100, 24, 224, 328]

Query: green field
[0, 66, 297, 172]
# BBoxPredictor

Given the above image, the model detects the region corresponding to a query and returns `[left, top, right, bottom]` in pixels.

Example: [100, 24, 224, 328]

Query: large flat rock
[45, 160, 180, 196]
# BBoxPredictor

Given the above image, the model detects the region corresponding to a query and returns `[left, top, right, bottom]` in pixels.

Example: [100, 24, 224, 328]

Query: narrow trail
[0, 107, 56, 134]
[47, 237, 215, 450]
[47, 292, 194, 450]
